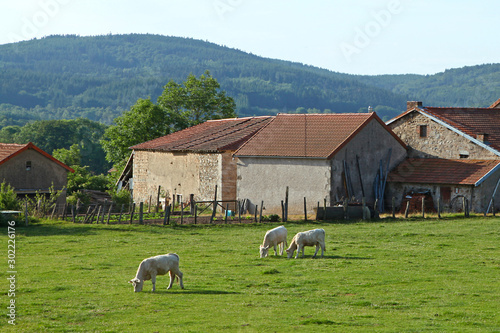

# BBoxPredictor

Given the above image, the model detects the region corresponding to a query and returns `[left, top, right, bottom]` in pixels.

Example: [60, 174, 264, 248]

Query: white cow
[286, 229, 326, 259]
[129, 253, 184, 292]
[259, 225, 288, 258]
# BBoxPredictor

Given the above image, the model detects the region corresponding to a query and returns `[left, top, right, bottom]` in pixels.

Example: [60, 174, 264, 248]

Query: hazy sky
[1, 0, 498, 75]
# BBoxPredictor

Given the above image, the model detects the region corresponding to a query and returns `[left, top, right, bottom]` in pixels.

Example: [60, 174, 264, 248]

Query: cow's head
[259, 245, 270, 258]
[285, 248, 294, 259]
[128, 278, 144, 292]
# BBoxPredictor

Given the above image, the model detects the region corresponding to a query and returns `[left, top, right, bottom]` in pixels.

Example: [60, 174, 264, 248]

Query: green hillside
[0, 34, 498, 127]
[0, 34, 406, 125]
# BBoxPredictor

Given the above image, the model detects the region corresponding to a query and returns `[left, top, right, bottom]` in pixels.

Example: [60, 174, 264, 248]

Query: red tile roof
[235, 113, 405, 159]
[423, 107, 500, 152]
[387, 158, 500, 186]
[131, 116, 273, 152]
[0, 142, 74, 172]
[388, 105, 500, 153]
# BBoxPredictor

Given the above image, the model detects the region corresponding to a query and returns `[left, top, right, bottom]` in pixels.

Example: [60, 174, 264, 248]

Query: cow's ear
[265, 245, 270, 250]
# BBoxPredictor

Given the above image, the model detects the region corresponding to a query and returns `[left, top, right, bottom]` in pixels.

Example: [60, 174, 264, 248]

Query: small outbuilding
[0, 142, 74, 206]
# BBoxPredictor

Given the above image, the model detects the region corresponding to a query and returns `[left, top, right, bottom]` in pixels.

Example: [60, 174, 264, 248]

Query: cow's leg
[273, 244, 278, 256]
[321, 243, 325, 257]
[294, 245, 299, 259]
[151, 273, 157, 292]
[313, 244, 319, 258]
[170, 268, 184, 289]
[168, 271, 175, 289]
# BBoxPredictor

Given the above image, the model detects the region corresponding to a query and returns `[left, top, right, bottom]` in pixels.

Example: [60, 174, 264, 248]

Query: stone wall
[132, 150, 222, 205]
[390, 112, 498, 159]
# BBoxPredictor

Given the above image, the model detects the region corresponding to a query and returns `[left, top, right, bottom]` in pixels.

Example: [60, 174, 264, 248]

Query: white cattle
[129, 253, 184, 292]
[259, 225, 288, 258]
[286, 229, 326, 259]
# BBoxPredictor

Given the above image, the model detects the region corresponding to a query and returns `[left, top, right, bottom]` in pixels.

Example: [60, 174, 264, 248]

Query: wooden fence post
[101, 200, 107, 224]
[194, 203, 198, 224]
[259, 201, 263, 223]
[281, 201, 285, 222]
[422, 197, 425, 218]
[96, 205, 102, 224]
[285, 186, 289, 222]
[404, 200, 410, 218]
[437, 197, 441, 219]
[225, 204, 229, 224]
[392, 197, 396, 218]
[304, 197, 308, 222]
[238, 201, 241, 223]
[139, 202, 144, 225]
[25, 201, 29, 226]
[163, 205, 170, 225]
[107, 203, 113, 224]
[210, 185, 218, 223]
[129, 203, 135, 224]
[156, 186, 161, 213]
[254, 205, 258, 222]
[180, 203, 184, 225]
[118, 204, 124, 224]
[190, 194, 195, 215]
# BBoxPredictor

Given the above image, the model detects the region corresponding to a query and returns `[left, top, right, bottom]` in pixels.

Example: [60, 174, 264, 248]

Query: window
[26, 161, 32, 171]
[419, 125, 427, 138]
[459, 150, 469, 159]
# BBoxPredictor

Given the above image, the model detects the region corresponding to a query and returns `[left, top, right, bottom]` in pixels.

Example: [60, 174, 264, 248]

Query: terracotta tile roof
[387, 158, 500, 186]
[0, 142, 74, 172]
[131, 116, 273, 152]
[388, 104, 500, 153]
[423, 107, 500, 152]
[235, 113, 405, 159]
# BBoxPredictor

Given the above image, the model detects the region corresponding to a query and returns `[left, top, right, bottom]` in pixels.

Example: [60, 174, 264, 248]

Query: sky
[1, 0, 498, 75]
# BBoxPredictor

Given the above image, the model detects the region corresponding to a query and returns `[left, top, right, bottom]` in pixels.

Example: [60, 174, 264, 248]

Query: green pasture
[1, 216, 500, 332]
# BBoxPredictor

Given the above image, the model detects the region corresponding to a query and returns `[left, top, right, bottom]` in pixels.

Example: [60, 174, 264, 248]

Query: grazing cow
[259, 225, 288, 258]
[286, 229, 325, 259]
[129, 253, 184, 292]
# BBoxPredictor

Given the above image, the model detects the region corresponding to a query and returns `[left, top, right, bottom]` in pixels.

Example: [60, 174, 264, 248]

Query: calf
[259, 225, 288, 258]
[129, 253, 184, 292]
[286, 229, 325, 259]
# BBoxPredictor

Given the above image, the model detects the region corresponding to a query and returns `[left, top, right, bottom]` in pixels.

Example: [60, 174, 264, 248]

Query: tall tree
[158, 71, 236, 129]
[101, 71, 236, 166]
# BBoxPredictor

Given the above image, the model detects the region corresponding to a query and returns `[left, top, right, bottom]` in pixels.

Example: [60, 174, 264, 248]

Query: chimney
[407, 101, 423, 111]
[368, 106, 373, 113]
[477, 133, 489, 143]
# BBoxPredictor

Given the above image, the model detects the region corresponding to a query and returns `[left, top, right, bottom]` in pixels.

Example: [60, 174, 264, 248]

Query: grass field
[1, 216, 500, 332]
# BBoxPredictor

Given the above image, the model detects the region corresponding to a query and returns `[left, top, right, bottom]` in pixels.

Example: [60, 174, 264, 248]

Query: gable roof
[387, 105, 500, 155]
[490, 98, 500, 109]
[0, 142, 74, 172]
[131, 116, 273, 152]
[387, 158, 500, 186]
[234, 113, 406, 159]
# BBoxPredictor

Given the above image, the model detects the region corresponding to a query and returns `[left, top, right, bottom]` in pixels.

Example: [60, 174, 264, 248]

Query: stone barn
[0, 142, 74, 206]
[386, 100, 500, 213]
[122, 116, 272, 207]
[234, 113, 408, 215]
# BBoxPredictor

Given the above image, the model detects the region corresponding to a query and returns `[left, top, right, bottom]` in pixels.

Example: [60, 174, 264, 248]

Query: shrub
[0, 182, 20, 211]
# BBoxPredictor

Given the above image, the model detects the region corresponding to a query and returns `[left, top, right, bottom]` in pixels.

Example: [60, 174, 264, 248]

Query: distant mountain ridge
[0, 34, 498, 127]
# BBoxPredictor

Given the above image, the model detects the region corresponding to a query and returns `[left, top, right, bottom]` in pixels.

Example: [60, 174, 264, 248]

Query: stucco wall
[132, 150, 223, 205]
[237, 157, 330, 215]
[390, 112, 498, 159]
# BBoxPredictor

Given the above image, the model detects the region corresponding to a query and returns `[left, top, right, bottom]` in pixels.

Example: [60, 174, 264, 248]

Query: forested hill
[0, 34, 498, 127]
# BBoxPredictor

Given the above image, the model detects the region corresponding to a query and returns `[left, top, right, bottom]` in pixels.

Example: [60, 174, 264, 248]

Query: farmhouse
[386, 101, 500, 213]
[0, 142, 74, 206]
[234, 113, 407, 214]
[121, 116, 273, 206]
